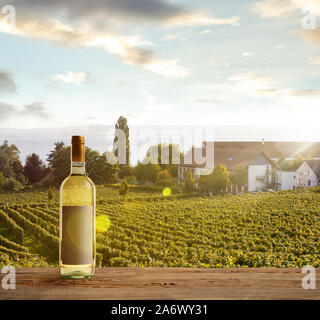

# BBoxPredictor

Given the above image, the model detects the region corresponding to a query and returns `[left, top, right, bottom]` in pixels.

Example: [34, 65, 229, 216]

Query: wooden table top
[0, 268, 319, 300]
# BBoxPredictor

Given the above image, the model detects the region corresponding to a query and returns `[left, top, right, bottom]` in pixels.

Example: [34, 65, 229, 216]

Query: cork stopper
[71, 136, 85, 162]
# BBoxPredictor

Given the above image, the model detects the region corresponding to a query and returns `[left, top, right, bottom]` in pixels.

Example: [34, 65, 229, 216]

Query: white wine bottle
[59, 136, 96, 279]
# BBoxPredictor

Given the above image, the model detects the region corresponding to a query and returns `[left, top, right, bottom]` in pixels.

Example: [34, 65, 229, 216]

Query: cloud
[21, 102, 51, 119]
[9, 0, 239, 27]
[193, 99, 221, 104]
[310, 55, 320, 64]
[0, 102, 15, 119]
[199, 30, 212, 34]
[227, 73, 320, 102]
[88, 36, 191, 77]
[254, 88, 320, 103]
[139, 89, 172, 111]
[252, 0, 299, 18]
[162, 33, 183, 41]
[0, 70, 17, 94]
[0, 14, 190, 78]
[167, 13, 239, 27]
[0, 1, 239, 78]
[229, 73, 275, 95]
[0, 101, 51, 124]
[252, 0, 320, 18]
[298, 28, 320, 45]
[229, 72, 320, 101]
[284, 89, 320, 98]
[53, 71, 90, 84]
[242, 52, 253, 57]
[145, 59, 192, 78]
[252, 0, 320, 45]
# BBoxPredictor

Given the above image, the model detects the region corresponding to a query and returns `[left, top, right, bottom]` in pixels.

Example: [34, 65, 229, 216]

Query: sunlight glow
[96, 214, 111, 233]
[162, 187, 172, 197]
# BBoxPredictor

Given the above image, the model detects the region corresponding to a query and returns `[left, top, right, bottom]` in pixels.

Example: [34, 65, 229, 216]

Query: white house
[248, 153, 275, 192]
[248, 153, 297, 192]
[296, 160, 320, 187]
[275, 171, 297, 191]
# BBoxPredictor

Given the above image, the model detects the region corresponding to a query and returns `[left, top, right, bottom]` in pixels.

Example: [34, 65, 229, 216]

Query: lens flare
[162, 187, 172, 197]
[96, 214, 111, 233]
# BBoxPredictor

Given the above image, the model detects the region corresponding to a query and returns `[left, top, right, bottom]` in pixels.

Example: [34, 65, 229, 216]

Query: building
[248, 153, 297, 192]
[275, 170, 297, 191]
[177, 141, 320, 191]
[297, 160, 320, 187]
[248, 153, 276, 192]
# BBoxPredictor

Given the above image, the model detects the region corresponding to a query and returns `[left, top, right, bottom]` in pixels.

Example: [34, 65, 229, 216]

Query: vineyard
[0, 186, 320, 268]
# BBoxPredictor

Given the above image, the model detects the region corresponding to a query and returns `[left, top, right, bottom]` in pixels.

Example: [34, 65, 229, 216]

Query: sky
[0, 0, 320, 133]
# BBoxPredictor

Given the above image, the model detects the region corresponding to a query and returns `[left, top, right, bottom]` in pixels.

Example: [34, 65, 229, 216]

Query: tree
[2, 177, 23, 191]
[49, 143, 118, 185]
[87, 151, 118, 184]
[229, 166, 248, 189]
[146, 143, 181, 179]
[147, 143, 181, 168]
[0, 140, 26, 184]
[199, 164, 230, 194]
[277, 155, 286, 166]
[24, 153, 46, 184]
[166, 164, 178, 178]
[48, 186, 54, 201]
[198, 174, 211, 194]
[135, 161, 161, 183]
[113, 116, 130, 165]
[118, 164, 134, 179]
[119, 180, 129, 197]
[157, 169, 172, 181]
[47, 141, 65, 167]
[291, 154, 304, 169]
[12, 159, 27, 184]
[156, 169, 174, 187]
[184, 171, 195, 193]
[306, 154, 313, 160]
[51, 146, 70, 185]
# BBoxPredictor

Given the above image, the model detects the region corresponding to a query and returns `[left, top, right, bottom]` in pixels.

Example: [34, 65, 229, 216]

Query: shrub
[0, 172, 5, 188]
[135, 161, 161, 183]
[155, 169, 174, 187]
[155, 179, 174, 187]
[157, 169, 172, 181]
[119, 180, 129, 197]
[184, 171, 195, 193]
[118, 165, 134, 179]
[199, 164, 230, 194]
[126, 175, 137, 185]
[48, 186, 54, 201]
[2, 177, 23, 191]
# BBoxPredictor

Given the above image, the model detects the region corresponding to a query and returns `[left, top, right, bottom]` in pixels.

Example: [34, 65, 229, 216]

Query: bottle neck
[71, 161, 86, 175]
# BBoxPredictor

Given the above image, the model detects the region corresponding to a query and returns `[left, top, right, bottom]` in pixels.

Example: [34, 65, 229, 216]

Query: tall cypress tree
[113, 116, 130, 165]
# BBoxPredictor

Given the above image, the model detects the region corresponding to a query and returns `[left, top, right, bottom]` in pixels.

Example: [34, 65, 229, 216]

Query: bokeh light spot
[162, 187, 172, 197]
[96, 215, 111, 233]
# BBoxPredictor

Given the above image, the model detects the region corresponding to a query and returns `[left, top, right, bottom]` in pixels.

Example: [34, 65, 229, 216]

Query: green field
[0, 186, 319, 268]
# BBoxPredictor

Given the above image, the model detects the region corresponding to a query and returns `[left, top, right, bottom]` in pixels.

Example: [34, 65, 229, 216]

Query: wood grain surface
[0, 268, 319, 300]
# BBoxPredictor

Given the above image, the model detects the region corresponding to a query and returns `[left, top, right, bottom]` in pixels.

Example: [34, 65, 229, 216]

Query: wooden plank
[0, 268, 319, 300]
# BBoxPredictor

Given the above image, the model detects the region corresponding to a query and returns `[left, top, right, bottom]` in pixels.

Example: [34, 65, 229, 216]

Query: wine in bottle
[59, 136, 96, 279]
